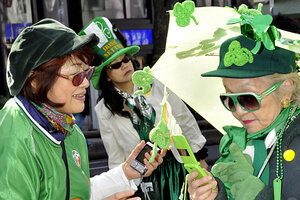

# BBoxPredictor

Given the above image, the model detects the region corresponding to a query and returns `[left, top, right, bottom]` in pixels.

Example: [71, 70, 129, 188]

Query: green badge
[224, 40, 253, 67]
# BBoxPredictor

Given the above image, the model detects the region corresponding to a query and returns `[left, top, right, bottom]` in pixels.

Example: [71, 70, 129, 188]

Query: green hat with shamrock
[79, 17, 140, 90]
[201, 35, 296, 78]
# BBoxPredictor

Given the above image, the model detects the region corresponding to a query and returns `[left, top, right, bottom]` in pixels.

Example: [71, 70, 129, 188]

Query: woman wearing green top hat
[187, 34, 300, 200]
[0, 18, 165, 200]
[79, 17, 208, 199]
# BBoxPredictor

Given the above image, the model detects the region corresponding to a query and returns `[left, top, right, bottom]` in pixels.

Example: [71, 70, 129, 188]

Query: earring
[281, 98, 290, 108]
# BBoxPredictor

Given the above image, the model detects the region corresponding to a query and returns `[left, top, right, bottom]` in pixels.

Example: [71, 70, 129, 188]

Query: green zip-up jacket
[0, 97, 90, 200]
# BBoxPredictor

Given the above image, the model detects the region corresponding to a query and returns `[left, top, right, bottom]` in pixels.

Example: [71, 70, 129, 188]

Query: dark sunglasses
[58, 66, 95, 86]
[220, 80, 284, 112]
[107, 55, 132, 69]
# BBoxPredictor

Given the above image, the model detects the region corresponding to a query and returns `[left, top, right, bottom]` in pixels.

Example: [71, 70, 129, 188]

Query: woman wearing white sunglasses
[187, 34, 300, 200]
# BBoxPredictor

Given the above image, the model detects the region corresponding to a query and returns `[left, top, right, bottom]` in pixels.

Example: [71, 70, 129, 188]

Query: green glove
[212, 143, 265, 200]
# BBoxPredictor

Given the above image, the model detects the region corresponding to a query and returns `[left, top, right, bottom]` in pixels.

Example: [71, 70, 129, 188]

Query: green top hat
[201, 35, 296, 78]
[7, 18, 99, 96]
[79, 17, 140, 90]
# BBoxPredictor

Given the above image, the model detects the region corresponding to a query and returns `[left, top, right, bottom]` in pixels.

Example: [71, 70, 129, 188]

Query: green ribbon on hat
[173, 0, 198, 27]
[227, 3, 300, 54]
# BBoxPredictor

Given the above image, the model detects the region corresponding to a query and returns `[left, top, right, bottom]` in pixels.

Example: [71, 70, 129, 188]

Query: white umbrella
[150, 6, 300, 135]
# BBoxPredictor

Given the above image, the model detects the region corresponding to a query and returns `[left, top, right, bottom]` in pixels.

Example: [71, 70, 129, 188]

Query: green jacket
[0, 97, 90, 200]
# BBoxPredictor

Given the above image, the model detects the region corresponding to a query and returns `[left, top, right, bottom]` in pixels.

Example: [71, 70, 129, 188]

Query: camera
[130, 142, 160, 175]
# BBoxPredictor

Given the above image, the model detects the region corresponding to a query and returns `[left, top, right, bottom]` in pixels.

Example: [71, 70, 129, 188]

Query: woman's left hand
[188, 168, 218, 200]
[122, 141, 167, 180]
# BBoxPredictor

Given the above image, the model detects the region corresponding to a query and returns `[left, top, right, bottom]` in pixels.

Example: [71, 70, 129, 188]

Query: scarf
[115, 87, 156, 141]
[32, 102, 76, 135]
[214, 105, 297, 199]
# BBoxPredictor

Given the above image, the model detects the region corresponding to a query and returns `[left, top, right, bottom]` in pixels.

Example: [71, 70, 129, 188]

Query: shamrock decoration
[148, 103, 171, 163]
[224, 40, 253, 67]
[132, 66, 154, 95]
[238, 3, 263, 16]
[173, 1, 198, 27]
[227, 3, 282, 54]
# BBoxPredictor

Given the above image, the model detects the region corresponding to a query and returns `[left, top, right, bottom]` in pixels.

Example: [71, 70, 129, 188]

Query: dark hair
[272, 13, 300, 34]
[22, 45, 95, 107]
[112, 24, 128, 47]
[97, 57, 140, 117]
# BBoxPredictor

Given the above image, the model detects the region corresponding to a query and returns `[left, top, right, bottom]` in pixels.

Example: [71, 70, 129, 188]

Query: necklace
[274, 105, 298, 200]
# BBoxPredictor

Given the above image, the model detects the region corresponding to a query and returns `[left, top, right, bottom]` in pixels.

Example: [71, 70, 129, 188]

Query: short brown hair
[22, 45, 95, 107]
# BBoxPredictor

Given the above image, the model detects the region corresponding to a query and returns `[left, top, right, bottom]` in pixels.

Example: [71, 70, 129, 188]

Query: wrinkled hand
[122, 140, 167, 180]
[187, 168, 218, 200]
[103, 190, 141, 200]
[212, 143, 264, 200]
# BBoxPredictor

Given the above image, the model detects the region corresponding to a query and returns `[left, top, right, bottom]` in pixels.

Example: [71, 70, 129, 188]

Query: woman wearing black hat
[187, 34, 300, 200]
[0, 18, 164, 200]
[80, 17, 208, 200]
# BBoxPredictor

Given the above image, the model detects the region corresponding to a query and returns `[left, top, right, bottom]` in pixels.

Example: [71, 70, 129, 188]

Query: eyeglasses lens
[72, 67, 95, 86]
[220, 96, 235, 111]
[109, 55, 131, 69]
[237, 95, 260, 111]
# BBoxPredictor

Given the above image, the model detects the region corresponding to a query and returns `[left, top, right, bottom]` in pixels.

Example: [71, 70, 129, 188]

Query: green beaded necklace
[274, 104, 298, 200]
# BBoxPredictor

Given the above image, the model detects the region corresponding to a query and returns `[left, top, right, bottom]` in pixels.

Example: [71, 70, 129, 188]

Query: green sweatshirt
[0, 97, 90, 200]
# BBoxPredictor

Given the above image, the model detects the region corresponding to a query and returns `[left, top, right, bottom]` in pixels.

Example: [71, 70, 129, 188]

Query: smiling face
[222, 77, 282, 133]
[47, 56, 90, 114]
[106, 54, 135, 90]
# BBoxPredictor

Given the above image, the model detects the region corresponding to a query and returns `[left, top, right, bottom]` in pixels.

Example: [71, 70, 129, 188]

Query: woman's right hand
[103, 190, 141, 200]
[187, 169, 218, 200]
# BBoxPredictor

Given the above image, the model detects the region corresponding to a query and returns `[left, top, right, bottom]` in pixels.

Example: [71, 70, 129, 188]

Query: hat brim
[201, 68, 277, 78]
[91, 45, 140, 90]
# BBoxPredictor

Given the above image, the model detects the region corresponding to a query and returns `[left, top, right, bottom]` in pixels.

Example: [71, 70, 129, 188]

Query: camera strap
[140, 181, 152, 200]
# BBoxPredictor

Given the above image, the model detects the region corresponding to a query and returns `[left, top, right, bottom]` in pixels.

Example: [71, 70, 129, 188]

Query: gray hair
[262, 72, 300, 106]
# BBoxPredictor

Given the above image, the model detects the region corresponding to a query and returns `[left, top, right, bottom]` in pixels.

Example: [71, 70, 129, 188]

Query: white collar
[265, 128, 276, 149]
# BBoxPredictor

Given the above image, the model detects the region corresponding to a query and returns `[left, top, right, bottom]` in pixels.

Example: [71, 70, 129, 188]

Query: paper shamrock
[132, 66, 154, 95]
[148, 101, 172, 163]
[224, 40, 253, 67]
[173, 0, 198, 27]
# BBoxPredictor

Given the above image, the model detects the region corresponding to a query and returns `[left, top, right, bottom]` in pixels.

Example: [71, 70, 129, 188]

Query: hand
[212, 143, 254, 183]
[199, 159, 208, 170]
[103, 189, 141, 200]
[212, 143, 264, 200]
[188, 168, 218, 200]
[122, 140, 167, 180]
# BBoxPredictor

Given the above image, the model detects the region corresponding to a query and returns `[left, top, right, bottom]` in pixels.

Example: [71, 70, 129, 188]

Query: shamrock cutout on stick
[173, 1, 198, 27]
[148, 103, 171, 163]
[132, 67, 154, 95]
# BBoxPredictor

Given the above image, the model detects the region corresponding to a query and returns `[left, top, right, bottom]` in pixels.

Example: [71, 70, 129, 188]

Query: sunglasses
[220, 80, 284, 112]
[58, 66, 95, 86]
[107, 54, 132, 69]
